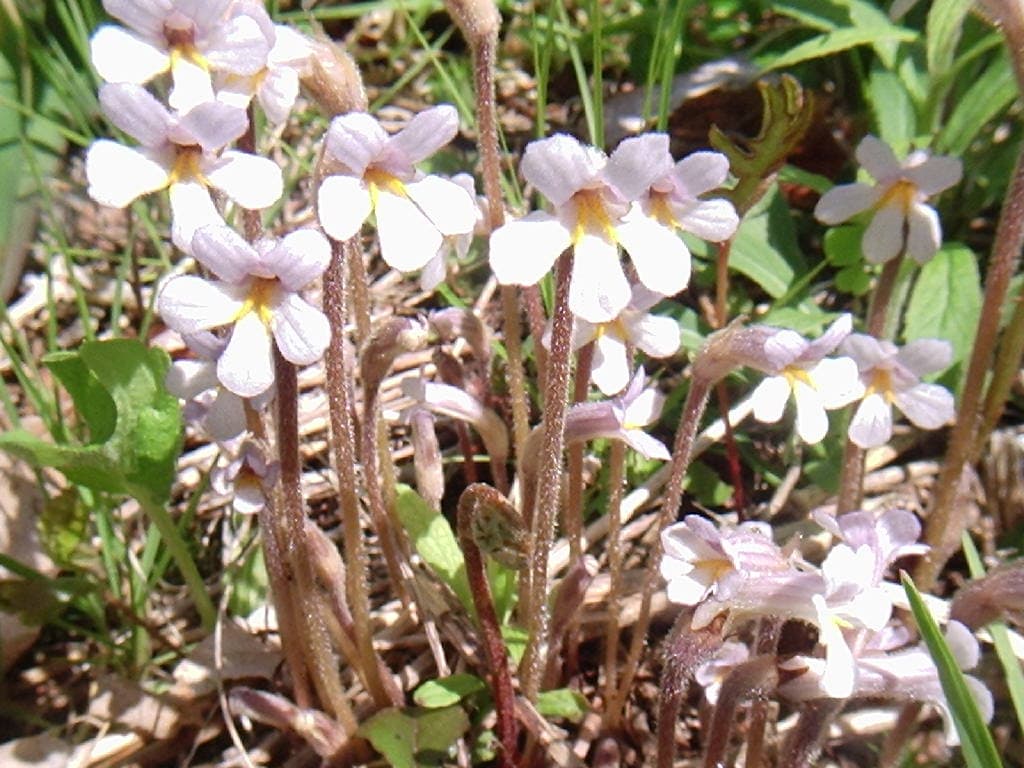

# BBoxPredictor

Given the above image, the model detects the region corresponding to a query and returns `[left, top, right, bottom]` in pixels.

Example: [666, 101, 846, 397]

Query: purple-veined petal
[616, 212, 691, 297]
[204, 13, 272, 75]
[848, 392, 892, 449]
[762, 330, 807, 371]
[174, 101, 248, 151]
[792, 380, 829, 444]
[751, 375, 790, 424]
[232, 477, 267, 515]
[894, 383, 954, 429]
[671, 151, 731, 197]
[218, 311, 275, 397]
[673, 198, 739, 241]
[814, 182, 880, 224]
[384, 104, 459, 166]
[265, 228, 330, 290]
[204, 151, 283, 209]
[907, 155, 962, 196]
[169, 180, 224, 250]
[840, 333, 889, 372]
[90, 26, 169, 84]
[317, 175, 372, 241]
[590, 331, 629, 396]
[489, 212, 569, 285]
[856, 134, 901, 182]
[905, 202, 942, 264]
[405, 175, 477, 235]
[375, 189, 444, 271]
[98, 83, 171, 147]
[802, 314, 853, 361]
[570, 233, 630, 323]
[603, 132, 673, 200]
[158, 276, 245, 334]
[897, 338, 952, 377]
[191, 224, 263, 282]
[177, 0, 234, 30]
[324, 112, 388, 175]
[629, 313, 680, 358]
[271, 293, 330, 366]
[86, 141, 170, 207]
[521, 134, 604, 206]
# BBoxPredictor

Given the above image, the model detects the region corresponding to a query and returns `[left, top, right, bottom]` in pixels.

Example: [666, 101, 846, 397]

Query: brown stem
[457, 484, 520, 767]
[714, 381, 748, 514]
[920, 141, 1024, 589]
[520, 252, 574, 700]
[744, 619, 781, 768]
[976, 279, 1024, 455]
[714, 240, 731, 328]
[322, 239, 393, 707]
[777, 699, 843, 768]
[565, 341, 594, 564]
[600, 440, 627, 716]
[702, 656, 778, 768]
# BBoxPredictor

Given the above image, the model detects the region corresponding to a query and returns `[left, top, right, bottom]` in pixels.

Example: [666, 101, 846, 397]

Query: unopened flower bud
[361, 317, 429, 401]
[301, 36, 367, 117]
[408, 407, 445, 510]
[444, 0, 501, 48]
[950, 561, 1024, 630]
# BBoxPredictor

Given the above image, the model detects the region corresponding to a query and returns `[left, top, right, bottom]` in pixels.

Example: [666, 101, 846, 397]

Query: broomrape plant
[13, 0, 1024, 766]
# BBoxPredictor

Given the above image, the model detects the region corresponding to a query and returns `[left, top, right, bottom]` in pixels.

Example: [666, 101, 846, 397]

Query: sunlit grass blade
[902, 571, 1003, 767]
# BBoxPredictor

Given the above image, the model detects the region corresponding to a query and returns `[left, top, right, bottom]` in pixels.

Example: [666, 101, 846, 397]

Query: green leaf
[358, 706, 470, 768]
[536, 688, 588, 722]
[395, 484, 473, 613]
[902, 573, 1003, 767]
[926, 0, 973, 78]
[38, 488, 89, 565]
[414, 674, 487, 708]
[227, 545, 268, 618]
[757, 27, 915, 73]
[835, 265, 872, 296]
[866, 67, 915, 154]
[903, 243, 982, 390]
[0, 430, 124, 492]
[936, 51, 1015, 155]
[728, 187, 804, 298]
[823, 225, 865, 267]
[43, 351, 117, 443]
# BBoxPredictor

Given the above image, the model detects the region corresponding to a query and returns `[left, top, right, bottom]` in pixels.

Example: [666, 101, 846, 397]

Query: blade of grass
[553, 0, 596, 144]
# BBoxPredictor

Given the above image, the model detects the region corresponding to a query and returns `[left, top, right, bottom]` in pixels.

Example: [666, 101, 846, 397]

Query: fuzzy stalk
[322, 239, 393, 707]
[600, 439, 627, 718]
[565, 341, 594, 564]
[457, 484, 520, 767]
[976, 279, 1024, 455]
[919, 141, 1024, 589]
[777, 699, 842, 768]
[702, 655, 778, 768]
[520, 252, 574, 700]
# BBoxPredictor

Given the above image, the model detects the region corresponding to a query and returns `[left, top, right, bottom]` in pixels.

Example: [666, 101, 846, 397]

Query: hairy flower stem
[608, 374, 715, 726]
[457, 484, 520, 767]
[920, 142, 1024, 589]
[702, 656, 778, 768]
[322, 239, 393, 707]
[521, 252, 574, 701]
[778, 699, 841, 768]
[565, 341, 594, 564]
[976, 281, 1024, 454]
[835, 255, 904, 514]
[274, 351, 350, 722]
[601, 440, 627, 712]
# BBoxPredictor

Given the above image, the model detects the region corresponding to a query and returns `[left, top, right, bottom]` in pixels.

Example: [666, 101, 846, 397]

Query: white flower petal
[616, 214, 691, 297]
[894, 383, 954, 429]
[405, 175, 477, 235]
[674, 198, 739, 242]
[191, 224, 261, 282]
[218, 311, 275, 397]
[98, 83, 171, 147]
[814, 183, 880, 224]
[233, 477, 267, 515]
[751, 375, 790, 425]
[101, 1, 166, 38]
[848, 393, 892, 449]
[257, 67, 299, 124]
[629, 314, 680, 358]
[905, 202, 942, 264]
[809, 356, 863, 409]
[489, 212, 570, 285]
[166, 359, 219, 399]
[385, 104, 459, 165]
[570, 233, 630, 323]
[897, 338, 952, 377]
[325, 112, 388, 175]
[673, 151, 731, 197]
[168, 56, 216, 112]
[521, 134, 603, 206]
[205, 388, 247, 442]
[158, 276, 245, 334]
[90, 26, 169, 85]
[169, 180, 224, 251]
[271, 293, 330, 366]
[419, 250, 447, 291]
[804, 314, 854, 360]
[840, 333, 889, 371]
[623, 429, 671, 461]
[174, 101, 248, 151]
[204, 14, 272, 75]
[624, 387, 664, 427]
[204, 151, 283, 209]
[590, 332, 629, 396]
[945, 621, 979, 671]
[907, 155, 962, 196]
[855, 135, 901, 181]
[267, 229, 331, 291]
[317, 175, 372, 241]
[862, 203, 905, 264]
[793, 380, 829, 444]
[376, 190, 443, 271]
[817, 615, 856, 698]
[603, 132, 673, 200]
[86, 141, 169, 208]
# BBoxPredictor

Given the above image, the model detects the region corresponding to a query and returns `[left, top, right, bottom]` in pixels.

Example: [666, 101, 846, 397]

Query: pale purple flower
[748, 314, 863, 444]
[562, 369, 671, 460]
[489, 133, 689, 323]
[694, 641, 750, 706]
[157, 225, 331, 397]
[165, 331, 248, 441]
[566, 284, 681, 396]
[85, 83, 283, 250]
[317, 106, 477, 278]
[841, 334, 955, 448]
[212, 440, 279, 515]
[90, 0, 272, 112]
[814, 507, 929, 584]
[419, 174, 484, 292]
[815, 135, 962, 264]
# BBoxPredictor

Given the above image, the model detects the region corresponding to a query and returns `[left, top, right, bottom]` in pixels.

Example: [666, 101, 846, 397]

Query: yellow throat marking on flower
[169, 41, 211, 73]
[782, 365, 815, 390]
[877, 178, 918, 215]
[169, 146, 208, 186]
[364, 167, 408, 208]
[865, 367, 896, 404]
[571, 188, 616, 243]
[234, 277, 278, 326]
[649, 191, 678, 228]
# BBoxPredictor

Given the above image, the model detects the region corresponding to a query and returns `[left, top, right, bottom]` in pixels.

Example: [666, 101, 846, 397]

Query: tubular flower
[90, 0, 272, 112]
[157, 225, 331, 397]
[212, 440, 280, 515]
[748, 314, 863, 444]
[565, 283, 681, 396]
[489, 133, 689, 323]
[814, 135, 962, 264]
[317, 106, 478, 278]
[840, 334, 955, 448]
[85, 83, 283, 251]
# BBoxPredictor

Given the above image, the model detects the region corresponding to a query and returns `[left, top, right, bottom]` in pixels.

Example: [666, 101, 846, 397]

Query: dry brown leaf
[87, 675, 184, 740]
[170, 620, 281, 699]
[0, 733, 72, 768]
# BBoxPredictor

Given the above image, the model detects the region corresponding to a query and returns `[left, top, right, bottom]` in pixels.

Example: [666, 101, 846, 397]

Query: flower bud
[301, 36, 367, 117]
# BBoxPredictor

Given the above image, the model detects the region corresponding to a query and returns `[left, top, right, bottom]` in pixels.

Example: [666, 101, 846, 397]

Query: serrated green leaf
[0, 430, 123, 491]
[43, 351, 117, 443]
[904, 243, 982, 390]
[902, 573, 1002, 767]
[536, 688, 588, 722]
[395, 484, 473, 613]
[758, 27, 915, 73]
[936, 51, 1015, 155]
[926, 0, 973, 77]
[358, 706, 470, 768]
[414, 673, 487, 708]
